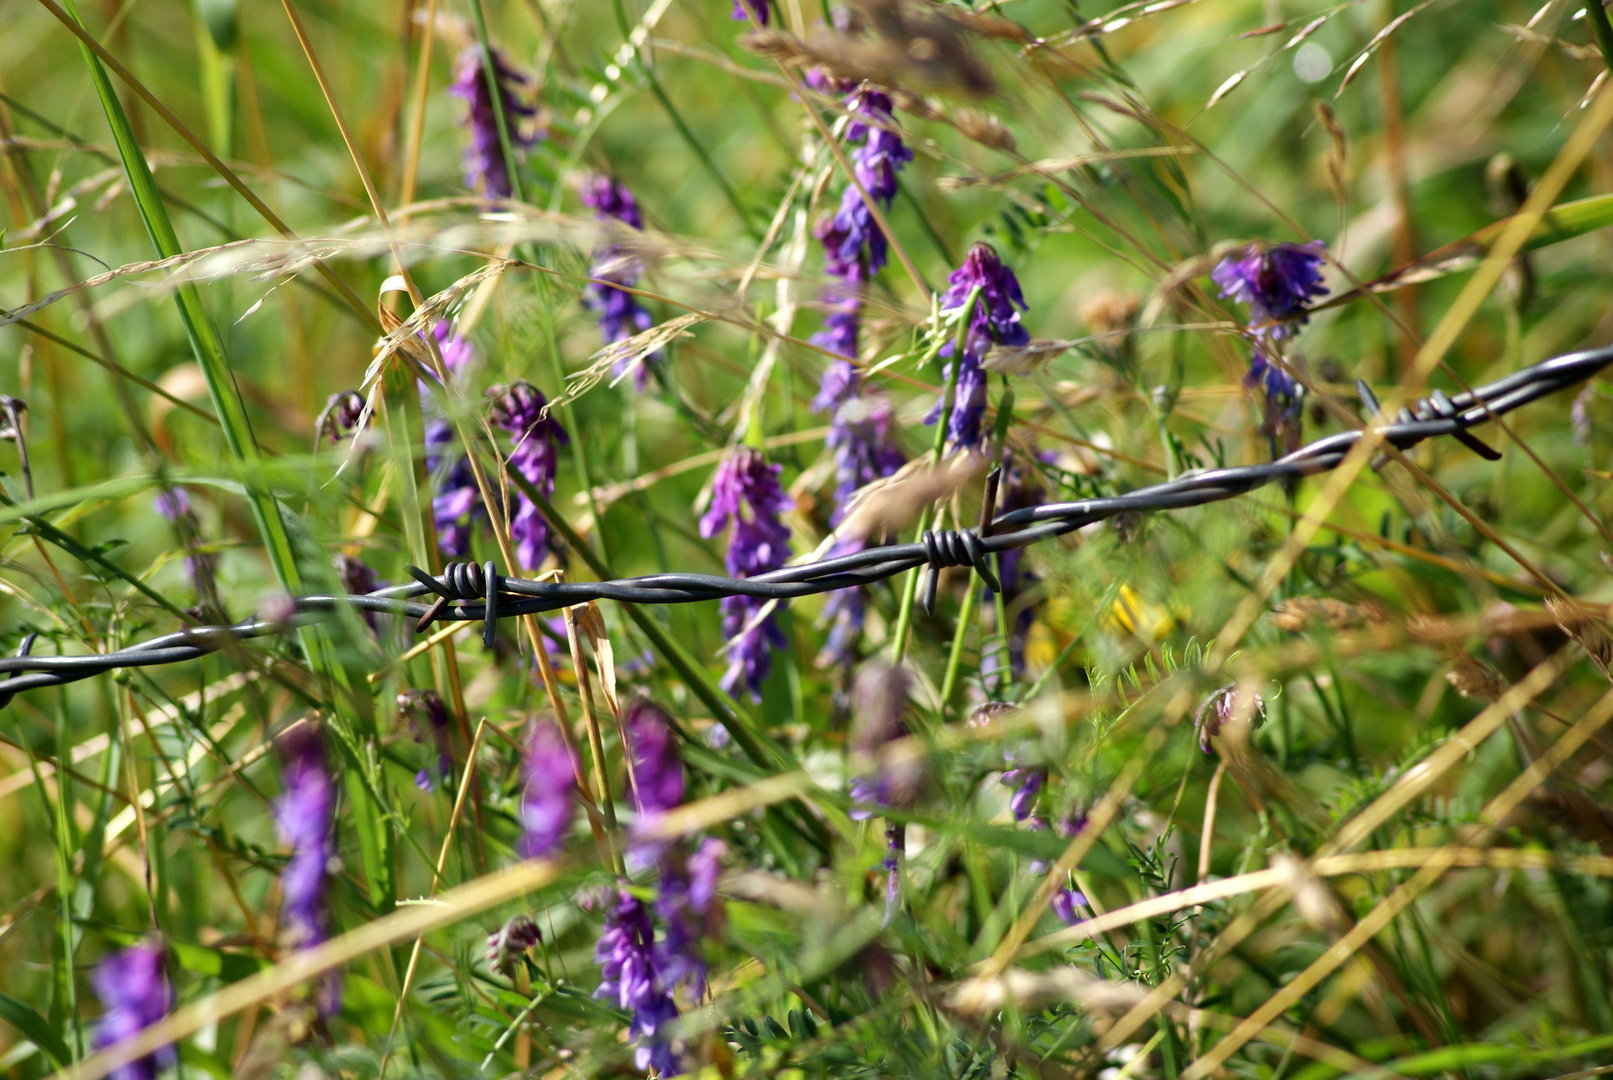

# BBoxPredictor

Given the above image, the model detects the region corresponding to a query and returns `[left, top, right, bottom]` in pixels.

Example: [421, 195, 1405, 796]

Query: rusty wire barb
[2, 343, 1609, 708]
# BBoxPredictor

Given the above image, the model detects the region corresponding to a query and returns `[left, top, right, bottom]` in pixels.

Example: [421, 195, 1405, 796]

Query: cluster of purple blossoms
[925, 243, 1030, 450]
[1211, 240, 1329, 340]
[276, 728, 339, 1015]
[594, 887, 680, 1075]
[699, 448, 794, 701]
[520, 719, 576, 856]
[449, 45, 538, 199]
[732, 0, 769, 24]
[1245, 345, 1305, 456]
[621, 701, 727, 997]
[1000, 763, 1044, 822]
[423, 322, 484, 558]
[487, 913, 542, 977]
[93, 943, 174, 1080]
[581, 175, 659, 389]
[808, 94, 912, 665]
[1027, 812, 1089, 926]
[489, 381, 569, 571]
[398, 689, 453, 792]
[816, 386, 906, 668]
[829, 88, 912, 275]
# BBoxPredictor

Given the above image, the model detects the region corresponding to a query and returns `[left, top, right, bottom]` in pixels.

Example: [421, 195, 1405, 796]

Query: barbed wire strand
[1, 344, 1607, 707]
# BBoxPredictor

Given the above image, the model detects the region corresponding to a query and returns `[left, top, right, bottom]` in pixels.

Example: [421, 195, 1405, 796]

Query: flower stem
[892, 288, 979, 663]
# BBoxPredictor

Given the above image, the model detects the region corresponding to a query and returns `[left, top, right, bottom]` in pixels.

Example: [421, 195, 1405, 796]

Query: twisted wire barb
[2, 345, 1608, 707]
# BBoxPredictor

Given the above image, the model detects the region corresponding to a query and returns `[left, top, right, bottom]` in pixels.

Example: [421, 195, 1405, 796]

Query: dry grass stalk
[1545, 595, 1613, 678]
[835, 450, 989, 541]
[1268, 596, 1387, 632]
[1446, 655, 1510, 701]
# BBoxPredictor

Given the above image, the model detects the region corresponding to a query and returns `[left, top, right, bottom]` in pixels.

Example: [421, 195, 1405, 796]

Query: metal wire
[2, 344, 1608, 707]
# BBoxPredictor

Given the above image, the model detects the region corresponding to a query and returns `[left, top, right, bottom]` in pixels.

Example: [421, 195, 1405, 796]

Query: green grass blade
[58, 0, 302, 597]
[0, 992, 74, 1069]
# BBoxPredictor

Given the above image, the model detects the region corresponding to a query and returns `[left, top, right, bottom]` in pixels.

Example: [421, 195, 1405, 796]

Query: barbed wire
[2, 344, 1608, 708]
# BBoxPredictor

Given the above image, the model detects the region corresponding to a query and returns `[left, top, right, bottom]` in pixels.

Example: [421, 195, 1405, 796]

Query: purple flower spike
[449, 45, 538, 199]
[925, 244, 1029, 451]
[276, 727, 339, 1015]
[656, 837, 728, 996]
[487, 913, 542, 976]
[581, 175, 660, 389]
[1211, 240, 1329, 339]
[93, 943, 174, 1080]
[829, 88, 911, 274]
[1001, 767, 1045, 822]
[732, 0, 769, 24]
[699, 448, 794, 700]
[489, 381, 570, 572]
[626, 699, 685, 817]
[1050, 886, 1088, 926]
[594, 888, 680, 1075]
[520, 720, 576, 857]
[425, 419, 484, 558]
[940, 242, 1030, 355]
[812, 217, 867, 365]
[154, 486, 218, 594]
[1245, 344, 1305, 455]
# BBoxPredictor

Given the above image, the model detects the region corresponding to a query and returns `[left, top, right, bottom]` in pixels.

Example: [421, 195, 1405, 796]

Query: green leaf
[0, 992, 73, 1068]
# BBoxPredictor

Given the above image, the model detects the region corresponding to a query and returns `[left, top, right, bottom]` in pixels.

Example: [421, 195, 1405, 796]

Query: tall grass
[3, 0, 1613, 1077]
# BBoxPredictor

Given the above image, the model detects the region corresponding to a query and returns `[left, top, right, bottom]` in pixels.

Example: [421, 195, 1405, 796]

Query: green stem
[892, 288, 979, 663]
[468, 0, 527, 207]
[1588, 0, 1613, 76]
[59, 0, 300, 593]
[938, 567, 978, 708]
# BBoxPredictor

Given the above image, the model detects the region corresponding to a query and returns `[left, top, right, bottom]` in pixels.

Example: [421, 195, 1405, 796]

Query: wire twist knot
[920, 529, 1002, 614]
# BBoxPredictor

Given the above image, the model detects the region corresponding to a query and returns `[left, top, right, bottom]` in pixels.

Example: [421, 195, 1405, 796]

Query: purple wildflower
[732, 0, 769, 24]
[1211, 240, 1329, 339]
[398, 689, 453, 791]
[520, 720, 577, 857]
[925, 244, 1029, 450]
[92, 944, 174, 1080]
[1049, 886, 1088, 926]
[1194, 684, 1266, 753]
[814, 357, 905, 669]
[1245, 344, 1305, 456]
[489, 381, 569, 572]
[433, 319, 475, 375]
[626, 699, 685, 817]
[424, 421, 482, 558]
[449, 45, 538, 199]
[699, 448, 794, 700]
[656, 837, 728, 996]
[828, 88, 912, 274]
[581, 175, 659, 389]
[594, 888, 680, 1075]
[487, 913, 541, 977]
[1001, 766, 1044, 822]
[811, 216, 867, 365]
[276, 727, 338, 1015]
